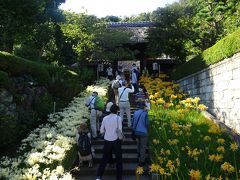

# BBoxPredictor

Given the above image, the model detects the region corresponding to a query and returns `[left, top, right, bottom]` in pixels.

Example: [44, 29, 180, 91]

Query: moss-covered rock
[0, 51, 50, 84]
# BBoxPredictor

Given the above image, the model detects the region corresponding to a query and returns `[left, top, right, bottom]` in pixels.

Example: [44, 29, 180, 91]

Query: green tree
[0, 0, 40, 52]
[14, 1, 66, 63]
[0, 0, 65, 60]
[61, 12, 101, 62]
[94, 28, 134, 60]
[61, 12, 135, 63]
[187, 0, 240, 50]
[123, 12, 152, 22]
[101, 16, 121, 22]
[147, 3, 193, 61]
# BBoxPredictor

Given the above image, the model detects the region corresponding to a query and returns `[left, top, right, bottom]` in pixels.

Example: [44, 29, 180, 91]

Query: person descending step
[118, 80, 134, 127]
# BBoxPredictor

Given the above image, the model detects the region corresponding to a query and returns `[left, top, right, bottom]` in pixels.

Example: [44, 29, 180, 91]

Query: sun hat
[106, 102, 114, 112]
[92, 91, 98, 96]
[116, 75, 121, 80]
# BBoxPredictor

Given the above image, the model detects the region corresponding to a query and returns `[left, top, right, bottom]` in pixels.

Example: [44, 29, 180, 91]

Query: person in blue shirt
[131, 104, 149, 167]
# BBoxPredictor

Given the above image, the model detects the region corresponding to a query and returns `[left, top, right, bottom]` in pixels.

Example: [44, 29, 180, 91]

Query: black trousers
[97, 139, 123, 180]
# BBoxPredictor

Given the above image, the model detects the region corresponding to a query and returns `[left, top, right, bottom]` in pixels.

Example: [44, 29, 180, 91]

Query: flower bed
[0, 78, 110, 179]
[139, 75, 240, 179]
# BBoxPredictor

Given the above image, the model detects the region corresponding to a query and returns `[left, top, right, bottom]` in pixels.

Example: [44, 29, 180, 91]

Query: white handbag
[116, 116, 125, 141]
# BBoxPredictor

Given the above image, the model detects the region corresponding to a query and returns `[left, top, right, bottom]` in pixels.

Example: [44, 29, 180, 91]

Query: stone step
[94, 153, 138, 163]
[93, 144, 138, 153]
[92, 138, 137, 145]
[93, 144, 149, 154]
[73, 175, 151, 180]
[71, 162, 149, 176]
[123, 127, 133, 132]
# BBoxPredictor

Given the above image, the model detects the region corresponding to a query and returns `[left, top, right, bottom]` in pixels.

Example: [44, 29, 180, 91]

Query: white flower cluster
[0, 78, 110, 180]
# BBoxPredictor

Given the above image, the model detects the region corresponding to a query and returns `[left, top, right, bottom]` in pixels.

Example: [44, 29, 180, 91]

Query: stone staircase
[72, 107, 150, 180]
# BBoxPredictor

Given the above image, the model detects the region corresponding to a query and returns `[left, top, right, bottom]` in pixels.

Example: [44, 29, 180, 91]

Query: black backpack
[78, 132, 91, 156]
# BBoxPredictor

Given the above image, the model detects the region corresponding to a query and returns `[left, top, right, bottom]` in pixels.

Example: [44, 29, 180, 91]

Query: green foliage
[61, 12, 100, 61]
[147, 0, 240, 60]
[0, 52, 93, 154]
[77, 66, 95, 85]
[33, 93, 54, 119]
[45, 64, 94, 108]
[0, 115, 18, 151]
[101, 16, 121, 22]
[0, 0, 41, 52]
[16, 107, 39, 129]
[147, 3, 192, 60]
[170, 28, 240, 80]
[0, 51, 51, 84]
[122, 12, 152, 22]
[13, 44, 41, 62]
[62, 145, 78, 171]
[203, 29, 240, 64]
[0, 0, 65, 53]
[149, 107, 240, 179]
[187, 0, 240, 51]
[0, 70, 10, 88]
[61, 11, 136, 63]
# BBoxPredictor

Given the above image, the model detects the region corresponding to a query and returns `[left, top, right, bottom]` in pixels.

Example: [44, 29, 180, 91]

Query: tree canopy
[1, 0, 239, 64]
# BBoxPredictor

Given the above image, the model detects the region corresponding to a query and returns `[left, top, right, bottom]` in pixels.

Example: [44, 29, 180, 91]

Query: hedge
[170, 28, 240, 80]
[0, 51, 50, 84]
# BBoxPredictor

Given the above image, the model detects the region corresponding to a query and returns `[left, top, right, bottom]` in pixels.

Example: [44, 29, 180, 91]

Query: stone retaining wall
[177, 53, 240, 133]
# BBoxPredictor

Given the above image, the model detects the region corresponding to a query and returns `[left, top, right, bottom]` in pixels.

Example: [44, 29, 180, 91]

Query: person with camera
[118, 80, 134, 127]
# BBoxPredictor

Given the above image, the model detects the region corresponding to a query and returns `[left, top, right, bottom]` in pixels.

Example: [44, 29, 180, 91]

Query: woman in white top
[96, 104, 124, 180]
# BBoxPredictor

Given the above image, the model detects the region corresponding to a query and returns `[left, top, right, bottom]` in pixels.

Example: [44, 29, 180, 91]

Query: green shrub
[33, 93, 54, 119]
[77, 66, 95, 86]
[13, 44, 41, 62]
[62, 145, 78, 171]
[46, 65, 95, 108]
[0, 70, 10, 88]
[170, 28, 240, 80]
[0, 115, 18, 151]
[0, 52, 95, 155]
[0, 51, 50, 84]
